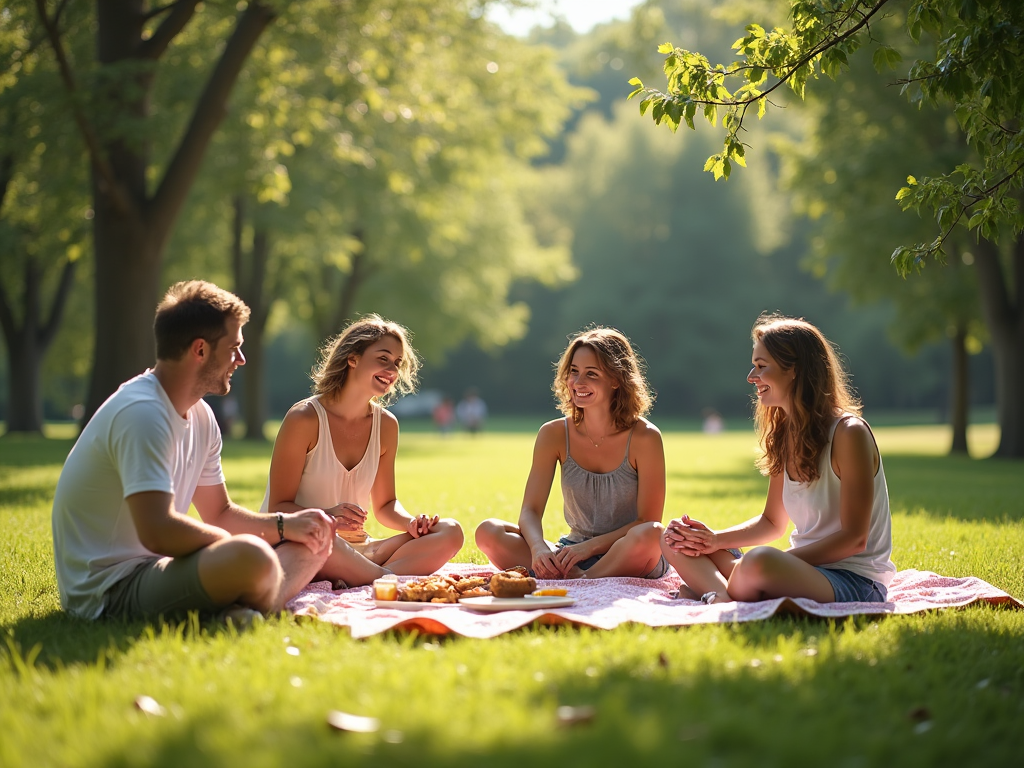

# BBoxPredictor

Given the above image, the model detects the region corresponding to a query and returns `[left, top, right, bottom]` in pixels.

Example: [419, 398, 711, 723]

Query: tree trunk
[231, 197, 272, 441]
[973, 237, 1024, 458]
[67, 1, 276, 423]
[948, 324, 969, 455]
[0, 256, 78, 434]
[84, 200, 164, 418]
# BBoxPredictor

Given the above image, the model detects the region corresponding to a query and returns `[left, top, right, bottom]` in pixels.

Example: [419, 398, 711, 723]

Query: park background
[2, 2, 1023, 766]
[1, 0, 1015, 451]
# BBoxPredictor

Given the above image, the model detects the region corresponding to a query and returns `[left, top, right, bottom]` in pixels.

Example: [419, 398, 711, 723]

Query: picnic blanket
[286, 564, 1022, 639]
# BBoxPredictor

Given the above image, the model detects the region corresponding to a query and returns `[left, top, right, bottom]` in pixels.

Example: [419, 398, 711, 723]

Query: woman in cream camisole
[262, 316, 463, 587]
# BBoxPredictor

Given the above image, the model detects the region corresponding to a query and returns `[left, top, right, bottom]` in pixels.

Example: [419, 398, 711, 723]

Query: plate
[458, 595, 575, 612]
[372, 599, 458, 610]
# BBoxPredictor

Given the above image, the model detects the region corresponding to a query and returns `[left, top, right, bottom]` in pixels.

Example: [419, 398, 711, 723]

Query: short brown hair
[154, 281, 250, 361]
[553, 327, 653, 430]
[311, 315, 420, 405]
[752, 314, 861, 482]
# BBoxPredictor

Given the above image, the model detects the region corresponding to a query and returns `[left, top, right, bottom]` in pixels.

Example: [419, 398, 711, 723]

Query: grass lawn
[1, 423, 1021, 767]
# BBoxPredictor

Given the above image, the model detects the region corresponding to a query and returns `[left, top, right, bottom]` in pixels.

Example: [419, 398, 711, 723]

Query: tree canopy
[631, 0, 1024, 270]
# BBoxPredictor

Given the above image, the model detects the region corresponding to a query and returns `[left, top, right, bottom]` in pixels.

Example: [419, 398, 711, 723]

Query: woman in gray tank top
[476, 328, 669, 579]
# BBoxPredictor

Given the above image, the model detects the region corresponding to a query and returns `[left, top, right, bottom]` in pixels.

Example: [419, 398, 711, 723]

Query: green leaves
[872, 45, 903, 72]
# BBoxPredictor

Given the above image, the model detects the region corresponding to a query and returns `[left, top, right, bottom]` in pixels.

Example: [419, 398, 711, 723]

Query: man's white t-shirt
[52, 371, 225, 618]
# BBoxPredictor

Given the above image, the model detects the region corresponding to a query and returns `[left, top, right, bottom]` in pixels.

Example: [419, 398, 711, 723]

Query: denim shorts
[557, 535, 669, 579]
[816, 567, 888, 603]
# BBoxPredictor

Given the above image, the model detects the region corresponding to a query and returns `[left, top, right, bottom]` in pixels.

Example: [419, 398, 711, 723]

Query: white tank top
[261, 397, 381, 544]
[782, 414, 896, 587]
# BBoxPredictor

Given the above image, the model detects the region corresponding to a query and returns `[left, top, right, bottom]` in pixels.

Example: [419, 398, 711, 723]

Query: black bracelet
[276, 512, 286, 543]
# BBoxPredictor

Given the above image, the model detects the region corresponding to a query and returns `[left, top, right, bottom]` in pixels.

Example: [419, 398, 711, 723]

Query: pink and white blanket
[286, 565, 1021, 639]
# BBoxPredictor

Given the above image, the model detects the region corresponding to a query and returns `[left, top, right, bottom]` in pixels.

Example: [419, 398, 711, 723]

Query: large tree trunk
[948, 324, 969, 455]
[974, 237, 1024, 458]
[0, 256, 77, 434]
[51, 1, 277, 423]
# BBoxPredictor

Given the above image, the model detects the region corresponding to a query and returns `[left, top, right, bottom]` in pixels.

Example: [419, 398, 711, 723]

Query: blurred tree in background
[0, 0, 1005, 452]
[0, 1, 90, 434]
[781, 10, 985, 454]
[631, 0, 1022, 456]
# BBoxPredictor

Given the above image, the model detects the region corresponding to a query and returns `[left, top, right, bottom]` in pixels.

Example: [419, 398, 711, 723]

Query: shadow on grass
[86, 613, 1019, 768]
[0, 435, 75, 467]
[884, 454, 1024, 523]
[2, 609, 244, 671]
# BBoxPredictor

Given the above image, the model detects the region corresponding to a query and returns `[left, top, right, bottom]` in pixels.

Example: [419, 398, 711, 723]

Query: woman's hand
[407, 514, 439, 539]
[327, 502, 368, 533]
[531, 545, 563, 579]
[664, 515, 719, 556]
[284, 509, 336, 555]
[553, 542, 588, 575]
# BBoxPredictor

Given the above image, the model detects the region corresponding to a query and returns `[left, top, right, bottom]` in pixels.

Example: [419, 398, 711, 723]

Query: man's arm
[127, 491, 229, 557]
[191, 483, 334, 553]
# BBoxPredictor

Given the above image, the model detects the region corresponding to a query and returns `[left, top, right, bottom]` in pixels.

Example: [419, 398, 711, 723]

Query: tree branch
[147, 0, 277, 245]
[139, 0, 201, 60]
[673, 0, 895, 108]
[33, 0, 133, 216]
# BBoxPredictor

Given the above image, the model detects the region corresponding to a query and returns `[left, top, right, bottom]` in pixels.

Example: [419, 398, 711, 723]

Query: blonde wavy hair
[752, 314, 861, 482]
[553, 327, 654, 431]
[311, 315, 420, 405]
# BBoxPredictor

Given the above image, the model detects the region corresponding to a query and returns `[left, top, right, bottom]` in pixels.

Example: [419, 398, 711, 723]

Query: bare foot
[565, 565, 588, 579]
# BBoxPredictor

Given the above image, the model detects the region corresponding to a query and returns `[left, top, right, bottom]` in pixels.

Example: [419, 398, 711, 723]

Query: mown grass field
[1, 422, 1021, 767]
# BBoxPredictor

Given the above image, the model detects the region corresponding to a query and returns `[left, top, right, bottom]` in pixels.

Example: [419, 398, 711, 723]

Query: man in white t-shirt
[52, 280, 335, 620]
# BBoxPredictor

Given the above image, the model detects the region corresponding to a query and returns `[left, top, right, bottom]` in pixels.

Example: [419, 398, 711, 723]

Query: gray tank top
[560, 417, 639, 542]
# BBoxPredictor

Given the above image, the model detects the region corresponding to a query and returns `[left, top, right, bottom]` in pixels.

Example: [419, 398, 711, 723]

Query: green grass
[1, 425, 1021, 767]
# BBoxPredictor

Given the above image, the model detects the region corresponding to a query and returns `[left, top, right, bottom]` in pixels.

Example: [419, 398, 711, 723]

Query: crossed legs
[659, 541, 837, 603]
[314, 518, 465, 586]
[475, 519, 665, 578]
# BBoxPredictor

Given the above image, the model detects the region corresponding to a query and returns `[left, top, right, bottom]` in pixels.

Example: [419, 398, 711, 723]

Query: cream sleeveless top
[260, 397, 381, 544]
[782, 414, 896, 587]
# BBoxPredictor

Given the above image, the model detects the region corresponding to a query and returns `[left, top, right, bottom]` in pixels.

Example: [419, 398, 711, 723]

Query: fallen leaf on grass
[134, 695, 166, 717]
[327, 711, 380, 733]
[556, 705, 595, 726]
[907, 706, 931, 723]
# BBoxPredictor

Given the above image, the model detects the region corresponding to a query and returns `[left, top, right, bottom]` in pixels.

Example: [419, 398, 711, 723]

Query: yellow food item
[532, 588, 568, 597]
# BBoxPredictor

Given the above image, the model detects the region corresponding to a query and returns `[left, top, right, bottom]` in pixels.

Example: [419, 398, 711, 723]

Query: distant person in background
[262, 316, 464, 586]
[661, 314, 895, 604]
[475, 327, 668, 579]
[701, 407, 724, 434]
[51, 280, 334, 621]
[433, 396, 456, 436]
[456, 388, 488, 434]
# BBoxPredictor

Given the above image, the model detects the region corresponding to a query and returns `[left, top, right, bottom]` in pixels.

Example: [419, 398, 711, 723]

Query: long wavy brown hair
[752, 314, 861, 482]
[311, 315, 420, 405]
[553, 327, 654, 431]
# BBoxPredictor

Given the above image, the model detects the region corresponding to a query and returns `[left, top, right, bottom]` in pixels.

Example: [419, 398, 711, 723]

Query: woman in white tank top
[262, 316, 464, 587]
[660, 314, 895, 604]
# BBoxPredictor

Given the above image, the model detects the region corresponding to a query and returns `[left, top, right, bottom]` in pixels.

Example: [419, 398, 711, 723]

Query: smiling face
[197, 317, 245, 397]
[748, 338, 795, 410]
[568, 345, 618, 412]
[348, 335, 402, 397]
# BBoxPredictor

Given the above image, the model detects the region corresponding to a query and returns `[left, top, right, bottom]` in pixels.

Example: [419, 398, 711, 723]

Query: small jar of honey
[373, 575, 399, 601]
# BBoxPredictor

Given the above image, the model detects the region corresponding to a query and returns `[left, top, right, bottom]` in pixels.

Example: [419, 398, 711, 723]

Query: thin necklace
[580, 419, 609, 448]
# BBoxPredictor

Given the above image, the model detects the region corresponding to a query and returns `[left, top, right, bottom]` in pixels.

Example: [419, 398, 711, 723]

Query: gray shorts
[556, 535, 670, 579]
[103, 549, 224, 620]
